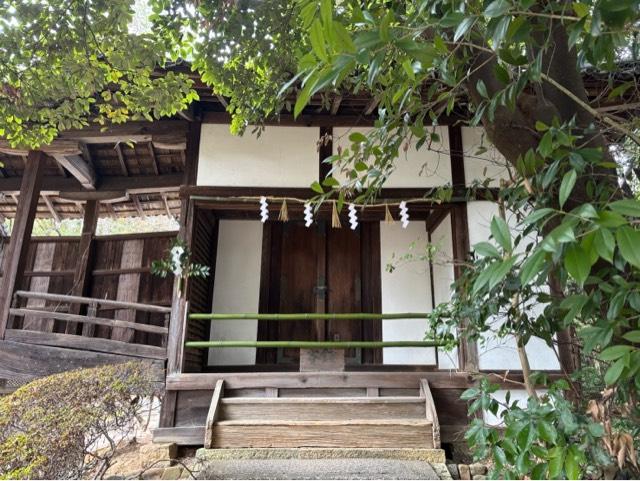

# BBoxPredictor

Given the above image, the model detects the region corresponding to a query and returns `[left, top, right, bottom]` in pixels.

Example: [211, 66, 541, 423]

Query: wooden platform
[156, 378, 441, 449]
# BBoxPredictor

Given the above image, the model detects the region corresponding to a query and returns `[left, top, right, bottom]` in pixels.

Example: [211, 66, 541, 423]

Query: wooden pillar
[448, 126, 480, 373]
[161, 120, 200, 428]
[0, 151, 45, 339]
[166, 120, 200, 376]
[66, 200, 100, 334]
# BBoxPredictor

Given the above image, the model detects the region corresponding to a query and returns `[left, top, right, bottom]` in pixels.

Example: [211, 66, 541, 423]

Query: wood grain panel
[22, 243, 55, 332]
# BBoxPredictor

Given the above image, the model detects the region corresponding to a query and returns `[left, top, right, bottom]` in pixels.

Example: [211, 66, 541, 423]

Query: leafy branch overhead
[0, 0, 197, 148]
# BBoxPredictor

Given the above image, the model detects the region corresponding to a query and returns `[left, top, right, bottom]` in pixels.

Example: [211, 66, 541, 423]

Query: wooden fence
[1, 231, 177, 349]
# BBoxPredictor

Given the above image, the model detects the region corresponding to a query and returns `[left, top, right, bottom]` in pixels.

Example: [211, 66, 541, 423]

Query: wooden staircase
[204, 379, 440, 449]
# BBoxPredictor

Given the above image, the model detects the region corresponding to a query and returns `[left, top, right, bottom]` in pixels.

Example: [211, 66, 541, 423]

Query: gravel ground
[197, 458, 442, 480]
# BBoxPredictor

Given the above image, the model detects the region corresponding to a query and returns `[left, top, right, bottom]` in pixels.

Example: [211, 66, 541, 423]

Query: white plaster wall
[380, 221, 436, 365]
[467, 201, 560, 371]
[462, 127, 511, 187]
[430, 214, 459, 369]
[208, 220, 262, 366]
[197, 124, 319, 187]
[333, 127, 452, 187]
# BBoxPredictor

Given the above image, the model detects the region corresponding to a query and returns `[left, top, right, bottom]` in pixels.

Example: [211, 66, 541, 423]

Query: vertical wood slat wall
[1, 231, 176, 347]
[184, 208, 218, 372]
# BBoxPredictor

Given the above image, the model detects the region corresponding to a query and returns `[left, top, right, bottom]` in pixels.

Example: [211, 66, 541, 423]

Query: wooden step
[220, 396, 426, 421]
[203, 378, 441, 450]
[210, 419, 435, 449]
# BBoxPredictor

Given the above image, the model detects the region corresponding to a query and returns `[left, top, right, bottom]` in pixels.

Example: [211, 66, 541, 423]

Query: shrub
[0, 362, 156, 480]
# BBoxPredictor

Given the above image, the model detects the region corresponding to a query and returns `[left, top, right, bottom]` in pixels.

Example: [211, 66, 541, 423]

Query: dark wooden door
[257, 221, 382, 366]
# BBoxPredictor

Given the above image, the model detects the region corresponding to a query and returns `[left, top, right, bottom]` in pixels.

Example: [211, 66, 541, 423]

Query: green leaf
[594, 228, 615, 263]
[538, 420, 558, 444]
[294, 71, 318, 118]
[548, 447, 565, 479]
[564, 244, 591, 287]
[332, 22, 356, 53]
[523, 208, 555, 225]
[310, 181, 324, 194]
[609, 199, 640, 217]
[493, 445, 508, 468]
[320, 0, 332, 26]
[310, 20, 328, 61]
[490, 216, 511, 252]
[622, 330, 640, 343]
[520, 249, 546, 284]
[473, 262, 498, 295]
[616, 226, 640, 269]
[476, 79, 489, 99]
[485, 0, 510, 18]
[559, 170, 577, 209]
[474, 242, 500, 258]
[604, 357, 626, 385]
[454, 16, 476, 42]
[349, 132, 367, 143]
[564, 447, 581, 480]
[531, 463, 548, 480]
[600, 345, 633, 361]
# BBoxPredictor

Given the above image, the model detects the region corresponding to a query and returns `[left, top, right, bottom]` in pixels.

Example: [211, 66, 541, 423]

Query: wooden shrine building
[0, 78, 600, 450]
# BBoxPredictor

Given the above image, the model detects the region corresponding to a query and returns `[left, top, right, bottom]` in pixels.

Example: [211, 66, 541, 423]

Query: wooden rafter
[330, 95, 343, 115]
[148, 142, 160, 175]
[52, 154, 97, 190]
[162, 193, 174, 219]
[42, 195, 61, 224]
[132, 194, 146, 218]
[364, 97, 380, 115]
[114, 144, 129, 177]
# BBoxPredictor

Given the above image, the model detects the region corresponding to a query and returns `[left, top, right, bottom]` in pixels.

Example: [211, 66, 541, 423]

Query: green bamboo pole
[185, 340, 444, 349]
[189, 312, 430, 321]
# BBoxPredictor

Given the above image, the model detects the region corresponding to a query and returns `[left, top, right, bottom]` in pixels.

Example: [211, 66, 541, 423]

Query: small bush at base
[0, 362, 156, 480]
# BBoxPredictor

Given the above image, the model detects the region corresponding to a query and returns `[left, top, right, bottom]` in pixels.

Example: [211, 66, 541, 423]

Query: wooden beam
[59, 120, 189, 145]
[364, 97, 380, 115]
[0, 151, 45, 339]
[66, 200, 99, 333]
[0, 139, 82, 157]
[330, 95, 342, 115]
[0, 173, 183, 196]
[162, 193, 174, 219]
[166, 371, 477, 391]
[449, 125, 465, 187]
[183, 121, 202, 185]
[114, 144, 129, 176]
[424, 209, 450, 234]
[148, 142, 160, 175]
[52, 154, 97, 190]
[4, 328, 166, 360]
[132, 194, 146, 218]
[60, 191, 128, 202]
[42, 195, 61, 224]
[319, 127, 333, 181]
[0, 339, 164, 382]
[204, 380, 225, 448]
[161, 122, 201, 428]
[448, 125, 479, 372]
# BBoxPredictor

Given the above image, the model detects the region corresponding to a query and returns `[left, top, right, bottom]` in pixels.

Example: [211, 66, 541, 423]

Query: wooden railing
[186, 312, 445, 349]
[6, 291, 171, 360]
